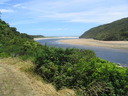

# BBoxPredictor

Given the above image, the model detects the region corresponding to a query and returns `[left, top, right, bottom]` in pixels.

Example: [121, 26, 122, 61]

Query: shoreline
[34, 37, 78, 40]
[59, 39, 128, 50]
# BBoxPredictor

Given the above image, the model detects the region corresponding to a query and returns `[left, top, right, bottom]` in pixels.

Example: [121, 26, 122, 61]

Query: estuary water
[36, 38, 128, 66]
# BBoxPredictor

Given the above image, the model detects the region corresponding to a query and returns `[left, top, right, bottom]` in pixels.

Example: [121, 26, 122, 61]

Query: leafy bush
[34, 46, 128, 96]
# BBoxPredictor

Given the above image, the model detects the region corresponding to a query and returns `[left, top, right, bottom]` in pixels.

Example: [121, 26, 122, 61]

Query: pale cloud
[13, 4, 27, 9]
[23, 0, 101, 12]
[13, 4, 21, 8]
[39, 5, 128, 23]
[0, 9, 14, 13]
[22, 0, 128, 24]
[0, 0, 10, 4]
[2, 0, 127, 25]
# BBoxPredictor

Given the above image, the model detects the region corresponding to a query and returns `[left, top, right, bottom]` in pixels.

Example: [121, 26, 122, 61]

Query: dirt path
[0, 63, 42, 96]
[0, 58, 75, 96]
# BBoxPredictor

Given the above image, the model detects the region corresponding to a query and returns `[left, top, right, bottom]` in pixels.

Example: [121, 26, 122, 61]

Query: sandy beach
[59, 39, 128, 50]
[34, 37, 78, 40]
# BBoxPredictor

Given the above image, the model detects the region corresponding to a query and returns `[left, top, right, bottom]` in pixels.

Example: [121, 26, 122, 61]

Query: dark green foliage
[0, 19, 38, 58]
[34, 46, 128, 96]
[30, 35, 44, 38]
[0, 18, 128, 96]
[80, 17, 128, 41]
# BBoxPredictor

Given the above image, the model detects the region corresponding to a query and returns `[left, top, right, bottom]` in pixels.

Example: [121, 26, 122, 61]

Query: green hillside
[30, 35, 45, 38]
[0, 19, 36, 57]
[80, 17, 128, 41]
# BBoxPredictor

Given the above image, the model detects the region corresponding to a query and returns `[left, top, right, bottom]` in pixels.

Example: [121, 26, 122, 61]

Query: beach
[59, 39, 128, 50]
[34, 37, 78, 40]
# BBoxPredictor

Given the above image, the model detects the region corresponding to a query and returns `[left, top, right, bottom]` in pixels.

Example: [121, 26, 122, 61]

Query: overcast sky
[0, 0, 128, 36]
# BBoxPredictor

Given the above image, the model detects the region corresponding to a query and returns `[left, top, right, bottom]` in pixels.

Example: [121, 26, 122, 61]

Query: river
[36, 38, 128, 66]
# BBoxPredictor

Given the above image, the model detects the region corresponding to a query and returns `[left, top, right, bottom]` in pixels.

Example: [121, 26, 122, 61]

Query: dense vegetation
[0, 18, 128, 96]
[0, 19, 37, 58]
[80, 17, 128, 41]
[35, 47, 128, 95]
[30, 35, 44, 38]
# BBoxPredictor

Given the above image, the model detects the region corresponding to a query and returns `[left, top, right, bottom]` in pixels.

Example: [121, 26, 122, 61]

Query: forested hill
[0, 19, 33, 40]
[79, 17, 128, 41]
[30, 35, 44, 38]
[0, 19, 37, 57]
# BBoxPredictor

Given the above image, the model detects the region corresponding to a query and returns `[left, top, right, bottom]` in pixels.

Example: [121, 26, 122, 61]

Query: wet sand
[59, 39, 128, 50]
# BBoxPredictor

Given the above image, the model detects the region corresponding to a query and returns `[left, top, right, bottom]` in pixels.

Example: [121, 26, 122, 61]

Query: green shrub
[34, 46, 128, 96]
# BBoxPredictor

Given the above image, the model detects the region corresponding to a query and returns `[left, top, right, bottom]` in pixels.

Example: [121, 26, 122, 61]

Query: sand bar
[59, 39, 128, 50]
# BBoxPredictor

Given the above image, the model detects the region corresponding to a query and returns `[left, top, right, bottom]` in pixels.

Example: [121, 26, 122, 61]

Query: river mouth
[36, 38, 128, 66]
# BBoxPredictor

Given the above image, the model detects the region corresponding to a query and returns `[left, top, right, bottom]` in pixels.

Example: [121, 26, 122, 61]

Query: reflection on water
[36, 38, 128, 66]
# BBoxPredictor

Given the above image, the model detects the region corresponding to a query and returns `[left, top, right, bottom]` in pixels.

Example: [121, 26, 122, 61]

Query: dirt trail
[0, 58, 75, 96]
[0, 63, 42, 96]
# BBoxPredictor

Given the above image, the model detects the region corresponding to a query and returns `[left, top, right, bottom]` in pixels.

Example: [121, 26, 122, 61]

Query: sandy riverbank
[59, 39, 128, 50]
[34, 37, 78, 40]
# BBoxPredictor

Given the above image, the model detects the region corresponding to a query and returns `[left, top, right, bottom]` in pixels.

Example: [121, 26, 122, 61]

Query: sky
[0, 0, 128, 37]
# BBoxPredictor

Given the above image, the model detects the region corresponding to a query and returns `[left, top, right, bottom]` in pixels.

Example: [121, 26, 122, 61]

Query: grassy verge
[0, 57, 75, 96]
